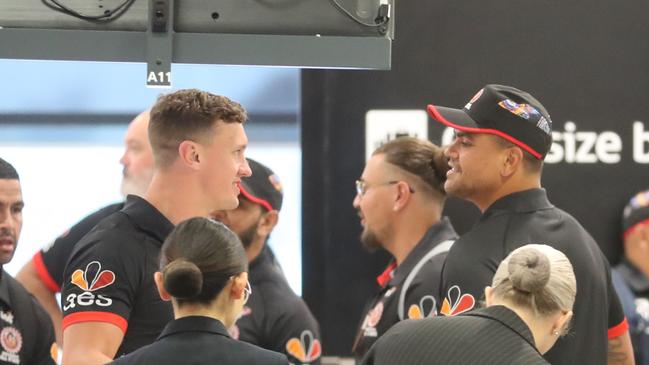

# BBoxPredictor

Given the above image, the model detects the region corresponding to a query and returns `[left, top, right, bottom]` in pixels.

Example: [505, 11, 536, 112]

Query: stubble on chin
[360, 229, 383, 253]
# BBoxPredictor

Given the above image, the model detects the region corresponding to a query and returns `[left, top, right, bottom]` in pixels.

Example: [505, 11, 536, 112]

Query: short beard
[238, 223, 258, 249]
[120, 169, 154, 198]
[360, 228, 383, 253]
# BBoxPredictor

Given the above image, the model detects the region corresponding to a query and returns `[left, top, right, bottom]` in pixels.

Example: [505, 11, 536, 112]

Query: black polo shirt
[352, 217, 458, 359]
[61, 195, 174, 356]
[440, 188, 627, 365]
[109, 316, 288, 365]
[230, 246, 322, 365]
[32, 203, 124, 293]
[0, 270, 56, 365]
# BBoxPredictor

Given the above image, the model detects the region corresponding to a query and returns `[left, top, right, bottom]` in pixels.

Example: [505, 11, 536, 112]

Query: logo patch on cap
[498, 99, 541, 120]
[464, 88, 484, 110]
[268, 174, 282, 193]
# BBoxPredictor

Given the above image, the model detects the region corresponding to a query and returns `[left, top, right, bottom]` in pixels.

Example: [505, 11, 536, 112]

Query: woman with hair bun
[110, 217, 288, 365]
[361, 244, 577, 365]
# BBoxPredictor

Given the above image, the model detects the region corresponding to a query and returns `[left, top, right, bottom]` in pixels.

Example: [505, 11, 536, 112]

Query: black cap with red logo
[239, 158, 283, 212]
[427, 84, 553, 159]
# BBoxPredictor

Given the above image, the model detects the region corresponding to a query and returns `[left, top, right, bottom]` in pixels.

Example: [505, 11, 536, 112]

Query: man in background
[0, 157, 56, 364]
[16, 110, 153, 345]
[213, 158, 322, 365]
[613, 188, 649, 365]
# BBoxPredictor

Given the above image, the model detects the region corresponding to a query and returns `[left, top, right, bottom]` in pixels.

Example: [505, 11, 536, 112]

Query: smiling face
[197, 120, 252, 211]
[0, 179, 23, 265]
[444, 131, 509, 209]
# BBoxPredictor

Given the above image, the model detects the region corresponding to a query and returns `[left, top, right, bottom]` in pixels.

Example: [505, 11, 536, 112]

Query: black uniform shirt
[361, 305, 548, 365]
[352, 217, 458, 358]
[61, 195, 174, 356]
[109, 316, 288, 365]
[33, 203, 124, 292]
[230, 247, 322, 365]
[440, 188, 627, 365]
[0, 270, 56, 365]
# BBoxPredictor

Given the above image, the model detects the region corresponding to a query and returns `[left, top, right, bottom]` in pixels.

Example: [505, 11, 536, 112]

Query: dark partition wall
[302, 0, 649, 356]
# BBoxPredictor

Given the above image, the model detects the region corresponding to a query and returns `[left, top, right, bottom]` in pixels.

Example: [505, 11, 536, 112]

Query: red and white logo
[440, 285, 475, 316]
[285, 330, 321, 364]
[365, 302, 384, 328]
[64, 261, 115, 311]
[0, 327, 22, 354]
[71, 261, 115, 291]
[407, 295, 438, 319]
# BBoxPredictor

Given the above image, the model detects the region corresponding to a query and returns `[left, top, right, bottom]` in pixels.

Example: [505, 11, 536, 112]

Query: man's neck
[474, 178, 541, 213]
[387, 210, 440, 266]
[145, 171, 209, 225]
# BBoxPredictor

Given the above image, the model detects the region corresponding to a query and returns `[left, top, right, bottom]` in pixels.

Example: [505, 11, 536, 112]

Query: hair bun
[162, 259, 203, 299]
[507, 247, 550, 294]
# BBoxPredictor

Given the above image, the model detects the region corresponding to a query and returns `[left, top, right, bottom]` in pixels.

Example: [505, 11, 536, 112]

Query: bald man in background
[16, 111, 153, 345]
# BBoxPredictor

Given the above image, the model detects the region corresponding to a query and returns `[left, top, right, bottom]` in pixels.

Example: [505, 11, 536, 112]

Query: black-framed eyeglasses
[355, 179, 415, 197]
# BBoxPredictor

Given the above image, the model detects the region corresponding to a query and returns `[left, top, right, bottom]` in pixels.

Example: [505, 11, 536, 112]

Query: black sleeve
[60, 227, 142, 334]
[31, 298, 57, 365]
[36, 203, 123, 291]
[267, 297, 322, 365]
[605, 255, 628, 338]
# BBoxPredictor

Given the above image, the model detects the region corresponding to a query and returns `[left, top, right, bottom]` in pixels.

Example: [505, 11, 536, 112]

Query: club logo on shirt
[63, 261, 114, 311]
[407, 295, 438, 319]
[0, 311, 13, 325]
[440, 285, 475, 316]
[0, 327, 22, 364]
[71, 261, 115, 291]
[285, 330, 321, 363]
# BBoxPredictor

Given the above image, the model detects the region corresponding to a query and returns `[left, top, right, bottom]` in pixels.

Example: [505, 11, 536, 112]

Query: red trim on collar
[376, 261, 397, 288]
[32, 252, 60, 293]
[427, 104, 543, 159]
[623, 218, 649, 240]
[239, 183, 273, 212]
[608, 317, 629, 339]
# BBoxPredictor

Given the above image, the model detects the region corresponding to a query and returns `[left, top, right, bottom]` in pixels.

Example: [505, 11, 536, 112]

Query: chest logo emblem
[285, 330, 321, 363]
[440, 285, 475, 316]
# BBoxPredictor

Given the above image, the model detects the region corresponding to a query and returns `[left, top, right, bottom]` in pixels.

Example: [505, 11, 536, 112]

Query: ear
[501, 147, 523, 177]
[178, 140, 202, 169]
[553, 310, 573, 336]
[229, 272, 248, 301]
[154, 272, 172, 302]
[484, 286, 494, 306]
[257, 210, 279, 237]
[393, 181, 413, 212]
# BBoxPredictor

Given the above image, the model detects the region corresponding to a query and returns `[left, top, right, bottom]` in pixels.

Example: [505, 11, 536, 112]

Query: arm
[16, 260, 63, 346]
[608, 331, 635, 365]
[62, 322, 124, 365]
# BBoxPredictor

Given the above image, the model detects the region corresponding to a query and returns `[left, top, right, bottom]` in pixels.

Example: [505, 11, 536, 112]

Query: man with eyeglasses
[212, 158, 322, 365]
[351, 137, 458, 359]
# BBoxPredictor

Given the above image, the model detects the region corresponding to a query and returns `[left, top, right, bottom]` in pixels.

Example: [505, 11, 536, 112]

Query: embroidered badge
[440, 285, 475, 316]
[464, 88, 484, 110]
[0, 327, 22, 354]
[285, 330, 321, 363]
[497, 99, 541, 120]
[366, 301, 384, 328]
[407, 295, 438, 319]
[71, 261, 115, 291]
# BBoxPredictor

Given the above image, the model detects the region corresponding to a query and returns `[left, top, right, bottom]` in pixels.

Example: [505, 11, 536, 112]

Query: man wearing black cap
[212, 158, 322, 365]
[427, 84, 633, 364]
[613, 189, 649, 365]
